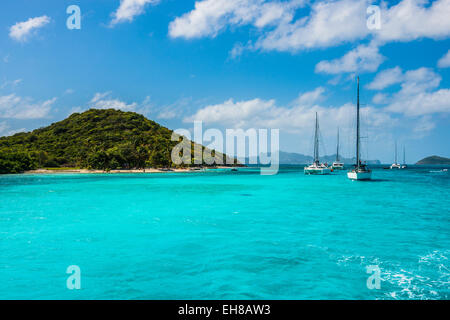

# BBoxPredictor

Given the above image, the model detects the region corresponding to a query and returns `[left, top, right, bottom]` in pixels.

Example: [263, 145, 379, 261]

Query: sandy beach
[24, 167, 234, 174]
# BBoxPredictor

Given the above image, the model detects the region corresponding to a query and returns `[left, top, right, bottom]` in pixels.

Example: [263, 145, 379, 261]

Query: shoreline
[23, 166, 235, 174]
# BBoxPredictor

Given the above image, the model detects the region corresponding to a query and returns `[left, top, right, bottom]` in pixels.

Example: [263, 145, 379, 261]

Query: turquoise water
[0, 166, 449, 300]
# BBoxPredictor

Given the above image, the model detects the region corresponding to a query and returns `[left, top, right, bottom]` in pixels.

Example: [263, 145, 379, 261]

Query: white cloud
[372, 92, 389, 104]
[139, 95, 154, 115]
[437, 49, 450, 68]
[367, 66, 450, 115]
[157, 109, 178, 120]
[71, 92, 155, 116]
[396, 67, 441, 96]
[0, 121, 8, 135]
[413, 115, 435, 134]
[259, 0, 450, 51]
[169, 0, 368, 50]
[79, 93, 195, 120]
[8, 128, 26, 136]
[184, 89, 396, 136]
[12, 79, 22, 86]
[387, 88, 450, 116]
[91, 91, 111, 103]
[111, 0, 160, 25]
[385, 67, 450, 116]
[170, 0, 450, 55]
[295, 87, 325, 105]
[9, 16, 50, 42]
[366, 67, 403, 90]
[184, 93, 438, 161]
[376, 0, 450, 44]
[327, 75, 342, 86]
[68, 106, 84, 115]
[229, 42, 247, 59]
[1, 79, 22, 90]
[155, 96, 196, 120]
[257, 0, 369, 52]
[184, 97, 277, 127]
[89, 92, 137, 111]
[169, 0, 303, 39]
[0, 94, 56, 119]
[315, 44, 385, 74]
[0, 121, 24, 137]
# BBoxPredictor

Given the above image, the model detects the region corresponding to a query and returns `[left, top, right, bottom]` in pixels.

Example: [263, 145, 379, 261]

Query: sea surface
[0, 165, 449, 300]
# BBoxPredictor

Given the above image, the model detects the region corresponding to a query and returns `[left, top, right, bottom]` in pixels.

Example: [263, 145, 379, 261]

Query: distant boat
[304, 112, 331, 175]
[332, 128, 344, 170]
[430, 169, 448, 173]
[231, 168, 238, 172]
[347, 77, 372, 181]
[390, 141, 402, 169]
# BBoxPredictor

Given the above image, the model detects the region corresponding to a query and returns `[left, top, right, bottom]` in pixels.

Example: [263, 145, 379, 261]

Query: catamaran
[304, 112, 331, 175]
[347, 77, 372, 181]
[390, 141, 401, 169]
[332, 128, 344, 170]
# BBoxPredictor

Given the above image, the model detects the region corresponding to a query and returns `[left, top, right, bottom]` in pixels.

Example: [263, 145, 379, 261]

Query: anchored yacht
[347, 77, 372, 181]
[390, 141, 402, 169]
[401, 146, 407, 169]
[304, 112, 331, 175]
[332, 128, 344, 170]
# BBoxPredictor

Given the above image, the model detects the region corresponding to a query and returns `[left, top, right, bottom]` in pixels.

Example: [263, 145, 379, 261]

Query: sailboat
[390, 141, 401, 169]
[401, 146, 407, 169]
[332, 128, 344, 170]
[347, 77, 372, 181]
[304, 112, 331, 175]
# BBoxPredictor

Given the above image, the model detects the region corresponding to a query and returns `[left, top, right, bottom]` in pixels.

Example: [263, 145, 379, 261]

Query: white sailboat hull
[304, 166, 331, 175]
[332, 162, 344, 170]
[347, 170, 372, 180]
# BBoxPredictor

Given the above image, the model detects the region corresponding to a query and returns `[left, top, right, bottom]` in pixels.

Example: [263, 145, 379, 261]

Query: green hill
[416, 155, 450, 165]
[0, 109, 232, 174]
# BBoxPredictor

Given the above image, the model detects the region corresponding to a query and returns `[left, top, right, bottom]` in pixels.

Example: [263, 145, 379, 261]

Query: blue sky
[0, 0, 449, 163]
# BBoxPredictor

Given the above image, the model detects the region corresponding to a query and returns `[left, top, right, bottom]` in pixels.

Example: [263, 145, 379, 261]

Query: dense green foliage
[0, 150, 38, 174]
[0, 109, 231, 173]
[416, 155, 450, 165]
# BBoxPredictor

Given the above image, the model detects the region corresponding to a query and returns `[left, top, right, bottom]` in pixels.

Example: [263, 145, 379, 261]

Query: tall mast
[356, 77, 360, 170]
[314, 112, 319, 164]
[403, 146, 405, 165]
[395, 141, 398, 164]
[336, 128, 340, 162]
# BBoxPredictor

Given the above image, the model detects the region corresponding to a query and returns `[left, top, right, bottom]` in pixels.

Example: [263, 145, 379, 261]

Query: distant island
[248, 151, 381, 165]
[0, 109, 235, 174]
[416, 155, 450, 165]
